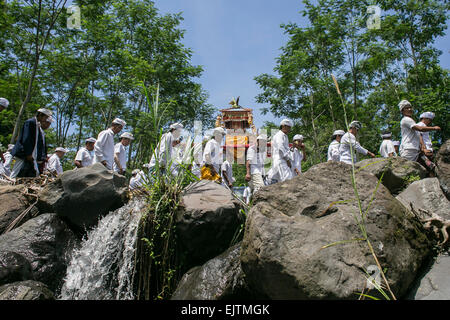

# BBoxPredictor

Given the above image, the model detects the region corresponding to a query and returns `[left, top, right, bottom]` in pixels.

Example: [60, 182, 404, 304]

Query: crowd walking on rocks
[0, 96, 442, 205]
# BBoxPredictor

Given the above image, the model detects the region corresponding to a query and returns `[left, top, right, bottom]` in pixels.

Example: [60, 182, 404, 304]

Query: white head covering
[7, 144, 14, 151]
[120, 132, 134, 140]
[333, 130, 345, 136]
[392, 141, 400, 146]
[257, 134, 267, 140]
[85, 137, 96, 143]
[112, 118, 126, 127]
[419, 112, 435, 120]
[293, 134, 304, 141]
[0, 98, 9, 108]
[381, 132, 392, 139]
[280, 119, 293, 127]
[132, 169, 140, 175]
[213, 127, 226, 136]
[169, 122, 184, 130]
[37, 108, 53, 117]
[398, 100, 411, 112]
[349, 121, 362, 129]
[55, 147, 68, 153]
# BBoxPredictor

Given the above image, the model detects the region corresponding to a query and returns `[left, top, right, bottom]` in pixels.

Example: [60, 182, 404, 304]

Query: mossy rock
[355, 157, 428, 195]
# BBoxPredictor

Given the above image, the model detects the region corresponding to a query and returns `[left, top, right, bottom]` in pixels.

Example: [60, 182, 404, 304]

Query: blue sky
[153, 0, 450, 129]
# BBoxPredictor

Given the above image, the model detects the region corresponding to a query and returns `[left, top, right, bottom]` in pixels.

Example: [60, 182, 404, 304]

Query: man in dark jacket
[10, 108, 52, 178]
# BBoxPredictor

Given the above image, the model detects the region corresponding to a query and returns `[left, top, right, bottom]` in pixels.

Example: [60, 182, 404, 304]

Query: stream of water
[59, 198, 146, 300]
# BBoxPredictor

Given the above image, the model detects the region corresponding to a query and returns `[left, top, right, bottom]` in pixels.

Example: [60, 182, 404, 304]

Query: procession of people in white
[0, 97, 442, 203]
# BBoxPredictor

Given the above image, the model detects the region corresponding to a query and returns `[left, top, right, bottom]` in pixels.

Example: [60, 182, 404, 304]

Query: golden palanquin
[216, 98, 256, 163]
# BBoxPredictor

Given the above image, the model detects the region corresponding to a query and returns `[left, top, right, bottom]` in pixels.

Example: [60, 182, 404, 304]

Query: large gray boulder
[37, 163, 128, 230]
[0, 214, 77, 291]
[407, 253, 450, 300]
[436, 139, 450, 200]
[0, 280, 54, 300]
[171, 243, 260, 300]
[0, 185, 38, 234]
[355, 157, 428, 195]
[396, 178, 450, 222]
[241, 161, 432, 300]
[176, 180, 244, 269]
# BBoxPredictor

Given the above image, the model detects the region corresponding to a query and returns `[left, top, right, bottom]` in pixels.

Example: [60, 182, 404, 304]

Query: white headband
[120, 132, 134, 140]
[112, 118, 126, 127]
[419, 112, 435, 120]
[169, 122, 184, 130]
[37, 108, 53, 117]
[0, 98, 9, 108]
[333, 130, 345, 136]
[280, 119, 293, 127]
[55, 147, 68, 153]
[398, 100, 411, 112]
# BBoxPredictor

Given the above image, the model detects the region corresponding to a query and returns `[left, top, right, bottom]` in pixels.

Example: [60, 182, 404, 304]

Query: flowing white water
[59, 198, 146, 300]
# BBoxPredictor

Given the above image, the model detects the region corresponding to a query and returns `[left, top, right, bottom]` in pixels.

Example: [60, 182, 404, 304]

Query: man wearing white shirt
[113, 132, 134, 175]
[191, 140, 205, 179]
[170, 138, 183, 176]
[269, 119, 294, 183]
[201, 127, 225, 182]
[379, 131, 397, 158]
[245, 134, 267, 193]
[417, 112, 436, 154]
[327, 130, 345, 162]
[339, 121, 375, 165]
[417, 111, 438, 173]
[94, 118, 125, 170]
[47, 147, 67, 176]
[129, 169, 145, 190]
[149, 122, 183, 174]
[398, 100, 440, 162]
[290, 134, 306, 176]
[221, 152, 235, 189]
[392, 141, 400, 155]
[1, 144, 15, 177]
[75, 138, 96, 168]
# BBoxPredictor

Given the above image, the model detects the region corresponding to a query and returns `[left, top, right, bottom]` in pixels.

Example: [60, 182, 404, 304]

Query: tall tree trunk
[10, 0, 68, 143]
[309, 93, 320, 163]
[77, 113, 84, 152]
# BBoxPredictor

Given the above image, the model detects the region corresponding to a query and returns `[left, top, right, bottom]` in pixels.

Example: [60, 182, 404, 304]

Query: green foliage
[403, 173, 421, 184]
[1, 0, 214, 164]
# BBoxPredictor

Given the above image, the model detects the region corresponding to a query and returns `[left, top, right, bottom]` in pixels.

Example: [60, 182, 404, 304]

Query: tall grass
[133, 83, 198, 300]
[328, 75, 396, 300]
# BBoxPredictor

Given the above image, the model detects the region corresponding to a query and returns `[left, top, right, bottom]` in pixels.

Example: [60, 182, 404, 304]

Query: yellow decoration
[201, 165, 222, 183]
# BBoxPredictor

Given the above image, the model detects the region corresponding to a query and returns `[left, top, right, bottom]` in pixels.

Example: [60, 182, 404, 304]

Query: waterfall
[59, 198, 146, 300]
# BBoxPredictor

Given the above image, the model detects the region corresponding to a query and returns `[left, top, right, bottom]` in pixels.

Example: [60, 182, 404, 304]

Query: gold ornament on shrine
[217, 96, 257, 163]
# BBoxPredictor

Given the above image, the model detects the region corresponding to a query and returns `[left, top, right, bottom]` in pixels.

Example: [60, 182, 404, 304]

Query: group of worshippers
[326, 99, 440, 173]
[197, 119, 308, 204]
[0, 102, 135, 180]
